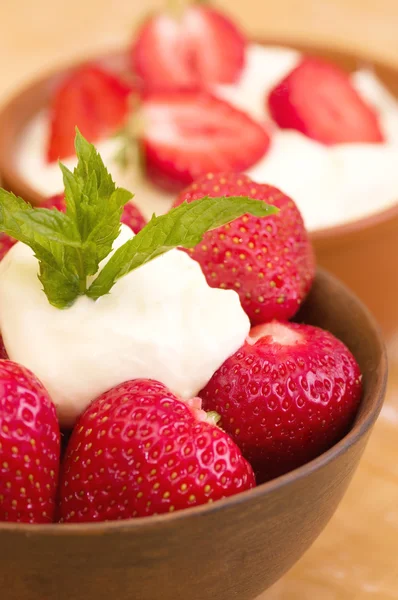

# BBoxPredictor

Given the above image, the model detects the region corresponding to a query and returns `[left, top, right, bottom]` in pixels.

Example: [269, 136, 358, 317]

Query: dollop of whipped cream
[0, 225, 250, 426]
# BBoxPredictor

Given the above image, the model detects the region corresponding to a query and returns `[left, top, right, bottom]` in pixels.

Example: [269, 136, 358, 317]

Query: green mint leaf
[0, 189, 81, 307]
[17, 208, 81, 247]
[61, 130, 133, 276]
[87, 196, 278, 300]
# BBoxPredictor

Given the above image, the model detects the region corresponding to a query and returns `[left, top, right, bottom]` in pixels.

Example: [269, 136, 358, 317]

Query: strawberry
[0, 233, 16, 262]
[200, 321, 362, 483]
[141, 92, 270, 191]
[47, 65, 133, 162]
[173, 172, 315, 323]
[0, 336, 7, 360]
[268, 57, 384, 144]
[40, 193, 66, 212]
[59, 379, 255, 523]
[131, 4, 246, 90]
[42, 194, 146, 234]
[0, 360, 60, 523]
[119, 200, 147, 233]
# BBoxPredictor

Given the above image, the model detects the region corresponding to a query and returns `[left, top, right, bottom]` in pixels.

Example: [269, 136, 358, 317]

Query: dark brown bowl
[0, 269, 387, 600]
[0, 41, 397, 339]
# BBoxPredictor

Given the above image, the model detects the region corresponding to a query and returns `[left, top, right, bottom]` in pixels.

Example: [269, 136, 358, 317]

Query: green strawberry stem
[206, 411, 221, 427]
[0, 131, 278, 309]
[114, 93, 146, 184]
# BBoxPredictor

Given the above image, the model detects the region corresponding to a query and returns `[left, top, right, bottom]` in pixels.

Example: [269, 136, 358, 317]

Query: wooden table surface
[0, 1, 397, 598]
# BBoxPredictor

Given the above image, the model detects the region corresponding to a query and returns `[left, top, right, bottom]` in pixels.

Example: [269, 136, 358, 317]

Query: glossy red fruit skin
[174, 172, 315, 324]
[142, 91, 270, 192]
[200, 322, 362, 483]
[0, 360, 60, 523]
[59, 379, 255, 523]
[0, 234, 17, 262]
[131, 5, 246, 90]
[47, 65, 132, 162]
[268, 57, 384, 144]
[42, 195, 146, 234]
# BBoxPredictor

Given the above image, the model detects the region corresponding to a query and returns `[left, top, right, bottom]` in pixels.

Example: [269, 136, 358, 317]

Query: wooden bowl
[0, 42, 397, 340]
[0, 269, 387, 600]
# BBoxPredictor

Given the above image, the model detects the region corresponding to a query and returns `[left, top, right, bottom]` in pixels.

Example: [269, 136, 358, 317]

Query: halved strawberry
[141, 91, 270, 191]
[47, 65, 133, 162]
[268, 57, 384, 144]
[131, 4, 246, 90]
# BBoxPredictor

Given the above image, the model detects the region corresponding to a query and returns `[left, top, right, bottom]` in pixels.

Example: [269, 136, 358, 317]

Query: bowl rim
[0, 267, 388, 536]
[0, 39, 398, 243]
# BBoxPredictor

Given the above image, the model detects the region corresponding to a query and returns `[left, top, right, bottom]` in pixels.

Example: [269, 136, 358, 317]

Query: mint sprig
[0, 132, 278, 309]
[60, 131, 133, 281]
[87, 195, 278, 300]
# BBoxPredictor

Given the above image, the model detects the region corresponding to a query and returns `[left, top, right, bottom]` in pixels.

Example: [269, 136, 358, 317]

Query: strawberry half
[0, 360, 60, 523]
[200, 321, 362, 483]
[142, 91, 270, 191]
[59, 379, 255, 523]
[268, 57, 384, 144]
[42, 194, 147, 234]
[131, 4, 246, 90]
[47, 65, 133, 162]
[173, 172, 315, 323]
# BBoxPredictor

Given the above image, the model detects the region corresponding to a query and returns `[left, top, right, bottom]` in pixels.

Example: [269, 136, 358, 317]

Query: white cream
[16, 44, 398, 231]
[0, 225, 250, 426]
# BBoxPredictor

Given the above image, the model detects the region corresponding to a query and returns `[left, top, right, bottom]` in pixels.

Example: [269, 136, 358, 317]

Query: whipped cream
[0, 225, 250, 426]
[16, 44, 398, 231]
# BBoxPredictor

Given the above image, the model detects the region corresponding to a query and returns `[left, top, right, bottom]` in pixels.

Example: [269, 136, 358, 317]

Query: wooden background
[0, 1, 397, 598]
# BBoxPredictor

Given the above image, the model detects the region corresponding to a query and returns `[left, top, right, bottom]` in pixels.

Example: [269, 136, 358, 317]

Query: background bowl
[0, 269, 387, 600]
[0, 41, 397, 340]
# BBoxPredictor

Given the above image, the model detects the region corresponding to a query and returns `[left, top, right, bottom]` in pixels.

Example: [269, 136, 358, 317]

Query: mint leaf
[87, 196, 278, 300]
[0, 133, 280, 309]
[0, 190, 81, 307]
[61, 130, 133, 276]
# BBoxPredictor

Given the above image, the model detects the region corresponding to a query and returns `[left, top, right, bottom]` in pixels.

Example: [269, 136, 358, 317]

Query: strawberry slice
[268, 57, 384, 144]
[131, 5, 246, 89]
[141, 91, 270, 190]
[47, 65, 133, 162]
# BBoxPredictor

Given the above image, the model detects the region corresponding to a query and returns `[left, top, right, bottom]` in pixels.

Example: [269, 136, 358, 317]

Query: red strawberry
[41, 194, 146, 234]
[0, 360, 60, 523]
[268, 57, 384, 144]
[47, 65, 133, 162]
[0, 233, 16, 262]
[141, 91, 270, 191]
[0, 336, 7, 360]
[131, 5, 246, 90]
[200, 321, 362, 483]
[40, 193, 66, 212]
[173, 172, 315, 323]
[120, 200, 147, 233]
[59, 379, 255, 523]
